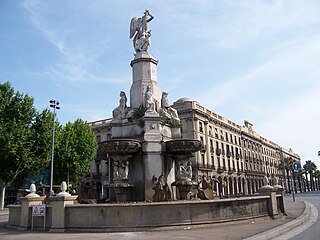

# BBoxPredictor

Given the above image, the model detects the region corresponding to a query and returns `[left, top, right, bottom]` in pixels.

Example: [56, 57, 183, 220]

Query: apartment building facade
[172, 98, 300, 197]
[89, 98, 300, 197]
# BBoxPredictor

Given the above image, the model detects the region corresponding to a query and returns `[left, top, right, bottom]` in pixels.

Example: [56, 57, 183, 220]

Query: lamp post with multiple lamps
[49, 100, 60, 196]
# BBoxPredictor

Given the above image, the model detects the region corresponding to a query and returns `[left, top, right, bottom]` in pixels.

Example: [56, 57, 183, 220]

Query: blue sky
[1, 0, 320, 167]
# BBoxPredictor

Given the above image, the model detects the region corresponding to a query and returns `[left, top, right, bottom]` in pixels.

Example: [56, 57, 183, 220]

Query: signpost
[293, 162, 299, 172]
[32, 205, 46, 231]
[291, 162, 299, 202]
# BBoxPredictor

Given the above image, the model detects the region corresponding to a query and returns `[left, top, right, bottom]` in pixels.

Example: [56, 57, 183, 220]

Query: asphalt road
[286, 191, 320, 240]
[0, 214, 8, 227]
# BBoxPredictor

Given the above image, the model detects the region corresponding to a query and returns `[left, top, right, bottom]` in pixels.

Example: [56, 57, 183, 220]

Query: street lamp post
[49, 100, 60, 196]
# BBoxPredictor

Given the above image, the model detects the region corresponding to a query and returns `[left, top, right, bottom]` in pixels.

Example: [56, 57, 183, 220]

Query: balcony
[237, 170, 243, 175]
[228, 168, 235, 174]
[217, 166, 226, 173]
[244, 170, 266, 177]
[197, 163, 215, 170]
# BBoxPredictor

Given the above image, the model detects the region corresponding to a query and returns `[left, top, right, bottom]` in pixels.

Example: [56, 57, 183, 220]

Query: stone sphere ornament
[25, 183, 40, 198]
[57, 181, 71, 197]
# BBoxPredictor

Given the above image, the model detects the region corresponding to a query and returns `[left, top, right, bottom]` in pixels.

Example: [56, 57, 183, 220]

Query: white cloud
[199, 32, 320, 108]
[217, 0, 320, 49]
[259, 89, 320, 166]
[22, 0, 118, 84]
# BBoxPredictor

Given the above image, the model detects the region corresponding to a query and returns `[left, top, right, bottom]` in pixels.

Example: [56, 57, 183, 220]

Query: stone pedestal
[142, 114, 163, 201]
[257, 185, 278, 218]
[130, 52, 160, 109]
[50, 195, 78, 232]
[108, 183, 134, 202]
[172, 181, 197, 200]
[19, 196, 46, 229]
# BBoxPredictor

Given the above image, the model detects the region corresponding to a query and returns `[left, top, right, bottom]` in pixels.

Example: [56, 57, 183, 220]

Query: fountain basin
[101, 139, 141, 154]
[165, 139, 203, 154]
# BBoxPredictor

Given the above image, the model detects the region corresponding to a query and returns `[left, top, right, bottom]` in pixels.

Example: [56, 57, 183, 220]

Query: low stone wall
[8, 205, 21, 227]
[8, 194, 285, 232]
[65, 196, 270, 231]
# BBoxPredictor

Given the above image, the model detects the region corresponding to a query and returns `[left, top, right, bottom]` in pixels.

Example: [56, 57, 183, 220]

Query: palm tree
[315, 170, 320, 191]
[303, 160, 317, 191]
[277, 157, 291, 193]
[297, 168, 305, 192]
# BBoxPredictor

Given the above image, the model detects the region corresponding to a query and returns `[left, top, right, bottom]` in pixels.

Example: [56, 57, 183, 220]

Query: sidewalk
[0, 199, 310, 240]
[0, 208, 9, 216]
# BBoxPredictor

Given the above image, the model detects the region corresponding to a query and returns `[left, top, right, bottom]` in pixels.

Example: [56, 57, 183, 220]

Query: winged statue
[130, 10, 154, 52]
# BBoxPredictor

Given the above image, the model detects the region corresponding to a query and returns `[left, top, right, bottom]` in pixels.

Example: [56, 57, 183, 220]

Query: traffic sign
[293, 162, 299, 172]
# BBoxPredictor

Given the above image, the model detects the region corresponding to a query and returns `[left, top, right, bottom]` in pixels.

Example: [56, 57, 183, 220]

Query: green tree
[0, 82, 52, 209]
[297, 168, 305, 193]
[303, 160, 317, 191]
[54, 118, 97, 189]
[315, 170, 320, 191]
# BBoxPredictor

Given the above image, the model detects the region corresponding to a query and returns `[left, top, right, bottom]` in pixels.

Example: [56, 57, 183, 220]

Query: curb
[244, 201, 316, 240]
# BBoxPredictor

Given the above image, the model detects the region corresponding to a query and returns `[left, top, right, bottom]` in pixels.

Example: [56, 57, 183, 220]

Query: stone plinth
[257, 185, 278, 218]
[19, 196, 46, 229]
[130, 53, 160, 109]
[49, 195, 78, 232]
[108, 182, 134, 202]
[142, 114, 163, 201]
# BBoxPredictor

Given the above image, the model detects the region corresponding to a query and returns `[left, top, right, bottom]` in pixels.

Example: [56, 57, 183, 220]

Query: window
[215, 128, 219, 138]
[220, 130, 224, 140]
[199, 121, 203, 133]
[210, 139, 214, 153]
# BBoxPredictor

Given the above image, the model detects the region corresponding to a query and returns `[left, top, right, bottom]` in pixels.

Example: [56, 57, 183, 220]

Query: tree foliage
[54, 118, 97, 186]
[303, 160, 318, 191]
[0, 82, 98, 207]
[0, 82, 40, 185]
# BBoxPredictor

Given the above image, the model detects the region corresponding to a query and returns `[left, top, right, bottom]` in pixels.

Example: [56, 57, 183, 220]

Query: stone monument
[91, 10, 202, 202]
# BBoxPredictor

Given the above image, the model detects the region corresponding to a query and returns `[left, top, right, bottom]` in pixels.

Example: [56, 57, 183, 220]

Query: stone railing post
[273, 183, 286, 214]
[268, 188, 278, 219]
[257, 177, 279, 219]
[19, 184, 45, 229]
[49, 181, 78, 232]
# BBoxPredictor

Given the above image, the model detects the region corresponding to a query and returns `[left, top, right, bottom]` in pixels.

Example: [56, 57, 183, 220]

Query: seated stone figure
[152, 174, 172, 202]
[186, 185, 198, 200]
[145, 85, 157, 113]
[197, 175, 216, 200]
[161, 92, 179, 120]
[112, 91, 128, 119]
